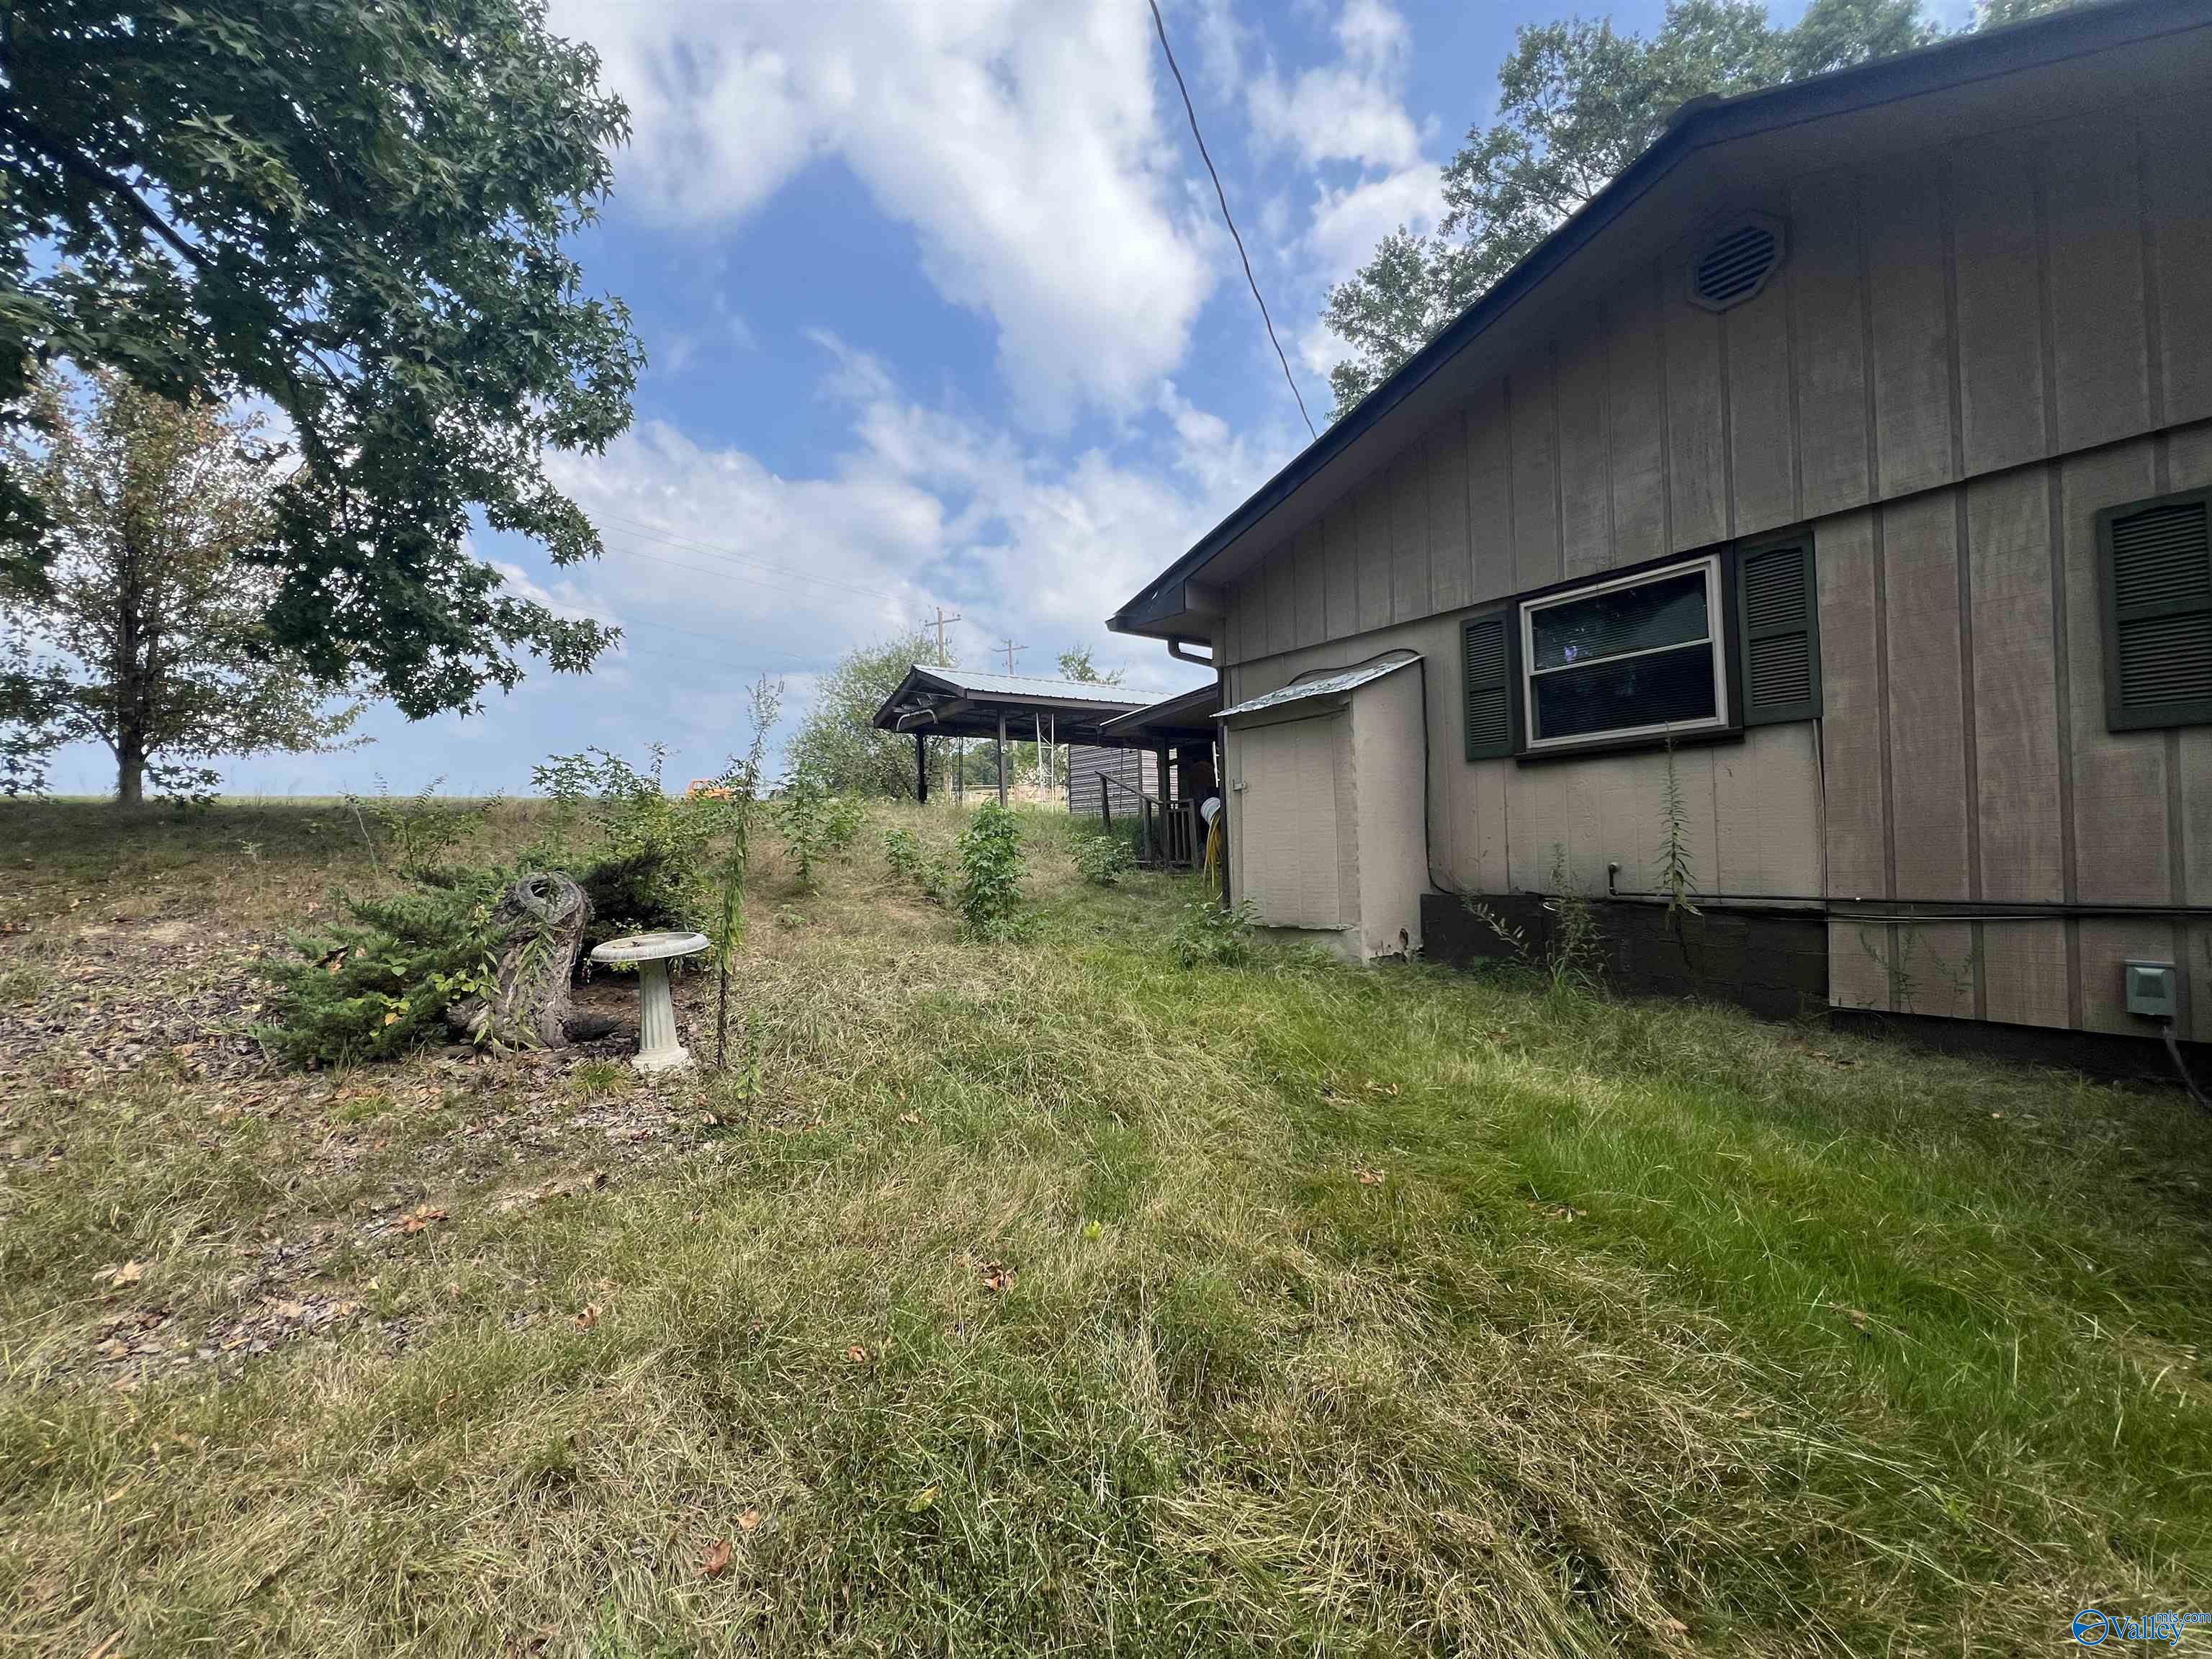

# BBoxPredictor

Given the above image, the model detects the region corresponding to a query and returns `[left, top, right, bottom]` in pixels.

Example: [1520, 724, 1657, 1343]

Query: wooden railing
[1099, 775, 1201, 871]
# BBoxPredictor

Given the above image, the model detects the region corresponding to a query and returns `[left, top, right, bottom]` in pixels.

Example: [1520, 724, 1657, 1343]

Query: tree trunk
[446, 872, 592, 1048]
[115, 738, 145, 806]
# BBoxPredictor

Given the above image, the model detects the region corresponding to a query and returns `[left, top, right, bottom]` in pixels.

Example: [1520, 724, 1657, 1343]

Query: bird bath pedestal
[588, 930, 710, 1072]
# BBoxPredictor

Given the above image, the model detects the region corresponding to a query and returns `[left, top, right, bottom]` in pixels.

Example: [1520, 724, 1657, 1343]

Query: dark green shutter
[1735, 538, 1821, 726]
[1462, 610, 1518, 759]
[2099, 488, 2212, 732]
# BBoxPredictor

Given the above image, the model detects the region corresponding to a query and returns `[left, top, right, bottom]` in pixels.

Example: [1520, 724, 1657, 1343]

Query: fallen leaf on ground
[737, 1508, 761, 1532]
[94, 1260, 145, 1287]
[979, 1264, 1014, 1294]
[575, 1304, 601, 1330]
[1843, 1307, 1871, 1334]
[897, 1111, 922, 1125]
[846, 1344, 868, 1364]
[701, 1538, 734, 1578]
[907, 1485, 938, 1513]
[399, 1204, 446, 1235]
[1357, 1169, 1383, 1186]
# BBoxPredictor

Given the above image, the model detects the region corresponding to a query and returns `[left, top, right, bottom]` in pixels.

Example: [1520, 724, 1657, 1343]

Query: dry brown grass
[1, 799, 2208, 1655]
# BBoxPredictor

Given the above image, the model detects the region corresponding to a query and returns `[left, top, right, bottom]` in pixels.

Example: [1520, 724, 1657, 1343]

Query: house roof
[1218, 652, 1421, 721]
[1107, 0, 2212, 644]
[871, 664, 1149, 745]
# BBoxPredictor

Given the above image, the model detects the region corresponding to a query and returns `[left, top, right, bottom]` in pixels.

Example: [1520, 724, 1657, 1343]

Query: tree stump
[446, 871, 590, 1048]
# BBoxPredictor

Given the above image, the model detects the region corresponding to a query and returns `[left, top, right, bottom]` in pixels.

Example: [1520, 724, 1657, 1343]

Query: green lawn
[1, 800, 2208, 1655]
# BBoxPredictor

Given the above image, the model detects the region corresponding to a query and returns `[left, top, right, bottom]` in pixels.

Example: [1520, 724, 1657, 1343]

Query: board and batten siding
[1226, 616, 1825, 942]
[1214, 92, 2212, 1038]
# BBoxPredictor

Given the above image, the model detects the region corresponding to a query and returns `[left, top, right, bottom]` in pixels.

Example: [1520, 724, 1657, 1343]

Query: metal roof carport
[871, 665, 1146, 806]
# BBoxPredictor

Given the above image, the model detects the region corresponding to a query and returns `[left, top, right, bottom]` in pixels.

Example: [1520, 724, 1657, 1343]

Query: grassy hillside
[1, 800, 2208, 1655]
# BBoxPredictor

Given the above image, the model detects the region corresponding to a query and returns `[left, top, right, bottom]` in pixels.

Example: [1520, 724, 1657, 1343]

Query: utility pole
[923, 606, 961, 665]
[999, 639, 1025, 675]
[917, 608, 963, 805]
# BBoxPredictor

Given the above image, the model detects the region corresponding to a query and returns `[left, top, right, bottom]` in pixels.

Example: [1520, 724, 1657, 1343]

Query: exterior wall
[1214, 92, 2212, 1039]
[1822, 421, 2212, 1040]
[1424, 894, 1828, 1021]
[1219, 96, 2212, 671]
[1228, 617, 1824, 913]
[1348, 665, 1430, 958]
[1066, 746, 1156, 813]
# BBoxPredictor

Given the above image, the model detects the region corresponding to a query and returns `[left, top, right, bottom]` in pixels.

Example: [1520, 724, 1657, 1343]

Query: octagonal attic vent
[1688, 214, 1786, 312]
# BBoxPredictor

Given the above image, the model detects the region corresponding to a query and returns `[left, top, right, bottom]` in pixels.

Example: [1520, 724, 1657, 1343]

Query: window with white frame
[1519, 555, 1728, 749]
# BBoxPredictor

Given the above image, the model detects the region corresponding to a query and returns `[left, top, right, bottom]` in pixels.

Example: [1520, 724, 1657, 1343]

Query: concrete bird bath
[588, 930, 710, 1072]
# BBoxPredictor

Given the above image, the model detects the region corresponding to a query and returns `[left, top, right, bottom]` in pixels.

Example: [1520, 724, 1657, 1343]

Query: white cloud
[1246, 0, 1421, 171]
[548, 0, 1215, 421]
[534, 342, 1293, 719]
[1302, 163, 1445, 282]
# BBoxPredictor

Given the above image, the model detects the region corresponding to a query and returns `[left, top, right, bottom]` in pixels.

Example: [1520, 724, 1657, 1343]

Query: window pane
[1534, 642, 1717, 739]
[1530, 570, 1708, 670]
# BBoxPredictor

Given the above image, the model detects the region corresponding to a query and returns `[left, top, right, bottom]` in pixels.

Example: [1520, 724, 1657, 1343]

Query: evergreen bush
[258, 871, 510, 1067]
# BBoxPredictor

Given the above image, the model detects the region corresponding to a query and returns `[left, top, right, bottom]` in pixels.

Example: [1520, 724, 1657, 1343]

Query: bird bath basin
[588, 930, 710, 1072]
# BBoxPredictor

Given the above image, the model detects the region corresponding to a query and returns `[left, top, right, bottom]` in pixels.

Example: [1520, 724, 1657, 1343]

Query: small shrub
[530, 745, 719, 944]
[258, 871, 510, 1067]
[777, 772, 835, 889]
[884, 825, 927, 884]
[823, 794, 865, 852]
[575, 847, 688, 944]
[346, 775, 499, 876]
[1174, 897, 1256, 968]
[956, 804, 1028, 940]
[885, 823, 954, 906]
[1074, 832, 1136, 887]
[1462, 845, 1600, 999]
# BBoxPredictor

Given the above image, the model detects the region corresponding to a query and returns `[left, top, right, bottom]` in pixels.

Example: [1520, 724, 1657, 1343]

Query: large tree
[1056, 644, 1125, 687]
[788, 631, 949, 801]
[0, 0, 642, 716]
[1, 368, 359, 801]
[1320, 0, 2078, 420]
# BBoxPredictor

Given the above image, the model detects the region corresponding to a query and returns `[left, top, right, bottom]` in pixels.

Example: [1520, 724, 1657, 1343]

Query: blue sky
[45, 0, 1963, 797]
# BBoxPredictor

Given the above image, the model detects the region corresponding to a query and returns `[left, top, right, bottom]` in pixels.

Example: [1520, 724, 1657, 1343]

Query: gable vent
[2105, 495, 2212, 727]
[1689, 215, 1785, 313]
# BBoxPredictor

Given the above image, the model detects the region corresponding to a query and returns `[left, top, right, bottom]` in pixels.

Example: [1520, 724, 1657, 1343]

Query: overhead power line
[1146, 0, 1317, 442]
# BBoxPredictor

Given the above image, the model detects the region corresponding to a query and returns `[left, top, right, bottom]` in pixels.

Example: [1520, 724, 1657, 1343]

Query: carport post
[997, 712, 1009, 806]
[915, 731, 928, 805]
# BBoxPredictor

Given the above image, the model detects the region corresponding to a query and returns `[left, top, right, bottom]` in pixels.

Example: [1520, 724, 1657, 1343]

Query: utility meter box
[2124, 960, 2179, 1020]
